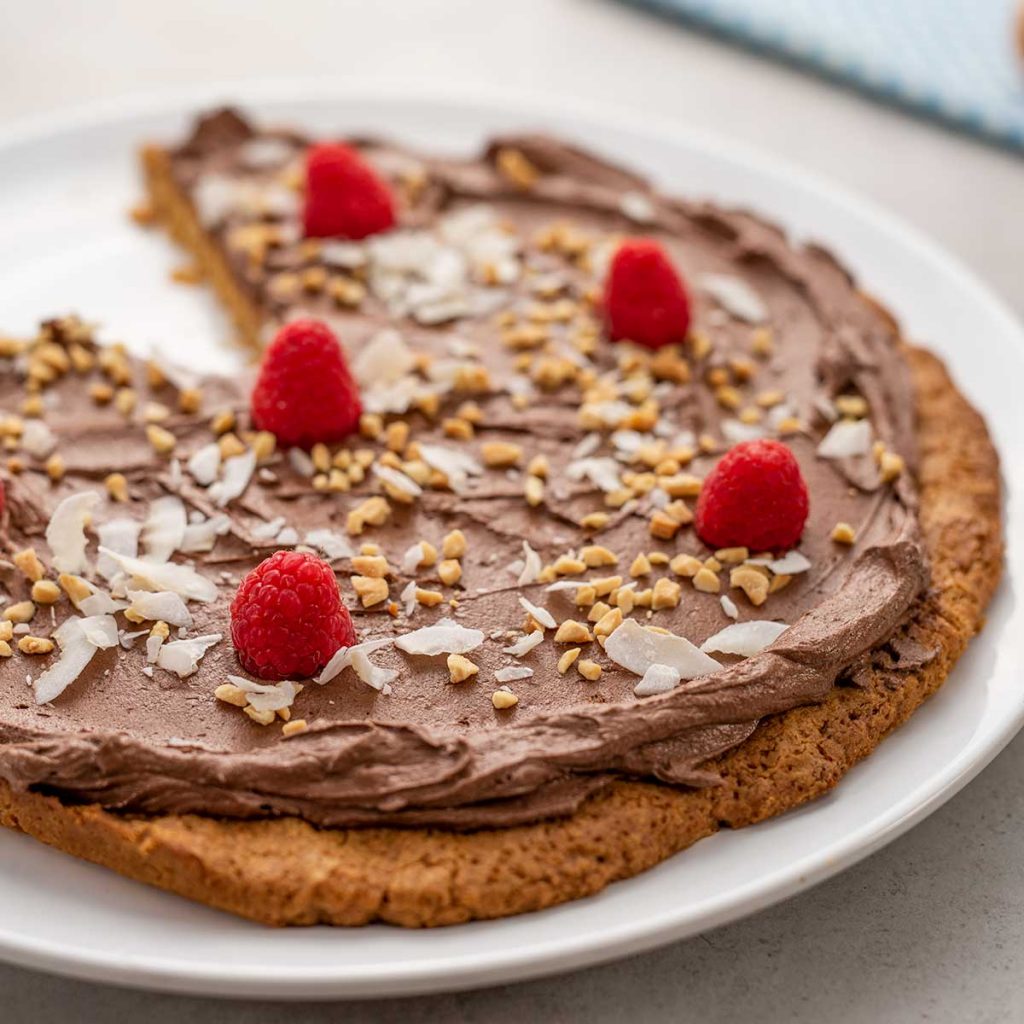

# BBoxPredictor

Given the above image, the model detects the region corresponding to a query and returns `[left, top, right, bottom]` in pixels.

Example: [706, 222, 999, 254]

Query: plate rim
[0, 80, 1020, 1000]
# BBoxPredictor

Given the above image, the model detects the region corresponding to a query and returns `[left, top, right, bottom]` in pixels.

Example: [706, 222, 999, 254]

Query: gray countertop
[1, 1, 1021, 1019]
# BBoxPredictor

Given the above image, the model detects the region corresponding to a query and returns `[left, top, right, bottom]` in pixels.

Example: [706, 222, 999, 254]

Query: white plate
[0, 84, 1020, 1000]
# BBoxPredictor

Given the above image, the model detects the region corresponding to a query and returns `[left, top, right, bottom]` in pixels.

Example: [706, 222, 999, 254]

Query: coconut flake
[46, 491, 101, 574]
[566, 457, 622, 493]
[722, 419, 765, 445]
[817, 418, 872, 459]
[766, 551, 812, 575]
[21, 419, 58, 458]
[395, 617, 484, 656]
[227, 674, 302, 712]
[401, 541, 429, 574]
[572, 433, 602, 459]
[720, 594, 739, 620]
[503, 631, 544, 657]
[97, 547, 218, 602]
[633, 663, 681, 697]
[238, 137, 294, 170]
[604, 618, 720, 679]
[155, 634, 222, 677]
[518, 596, 556, 630]
[146, 633, 164, 664]
[250, 516, 286, 542]
[317, 637, 394, 685]
[495, 665, 534, 683]
[418, 444, 483, 493]
[181, 514, 231, 554]
[78, 591, 126, 616]
[699, 273, 768, 323]
[304, 529, 354, 561]
[209, 449, 256, 507]
[119, 628, 149, 649]
[352, 328, 418, 388]
[288, 448, 315, 478]
[373, 464, 422, 500]
[350, 649, 399, 694]
[32, 615, 117, 704]
[620, 191, 656, 223]
[95, 518, 141, 581]
[701, 620, 788, 657]
[125, 589, 193, 628]
[397, 580, 417, 617]
[140, 495, 187, 563]
[187, 443, 222, 486]
[517, 541, 542, 587]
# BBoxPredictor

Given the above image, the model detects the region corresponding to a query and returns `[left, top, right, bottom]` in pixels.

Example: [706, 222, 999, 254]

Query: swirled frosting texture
[0, 111, 926, 829]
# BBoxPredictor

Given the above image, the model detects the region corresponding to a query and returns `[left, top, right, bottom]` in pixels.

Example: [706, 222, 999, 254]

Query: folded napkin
[623, 0, 1024, 152]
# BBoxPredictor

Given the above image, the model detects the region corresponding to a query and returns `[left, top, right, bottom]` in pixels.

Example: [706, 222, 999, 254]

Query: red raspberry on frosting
[230, 550, 356, 680]
[303, 142, 397, 240]
[695, 439, 810, 552]
[251, 318, 362, 449]
[602, 238, 691, 350]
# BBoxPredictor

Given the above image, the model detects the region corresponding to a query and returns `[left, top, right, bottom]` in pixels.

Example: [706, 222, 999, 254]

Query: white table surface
[1, 1, 1022, 1019]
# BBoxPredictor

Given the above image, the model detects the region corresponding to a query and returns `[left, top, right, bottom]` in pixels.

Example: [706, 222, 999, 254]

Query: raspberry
[694, 439, 810, 552]
[251, 319, 362, 449]
[602, 238, 691, 350]
[303, 142, 396, 240]
[230, 550, 356, 680]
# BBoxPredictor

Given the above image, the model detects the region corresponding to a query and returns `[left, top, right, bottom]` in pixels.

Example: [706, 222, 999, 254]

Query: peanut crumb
[447, 653, 479, 684]
[692, 568, 721, 594]
[214, 683, 248, 708]
[481, 441, 523, 468]
[438, 559, 463, 586]
[576, 659, 602, 681]
[145, 423, 176, 455]
[351, 576, 390, 607]
[729, 565, 769, 606]
[554, 619, 593, 643]
[832, 521, 856, 545]
[491, 688, 519, 709]
[30, 580, 61, 605]
[18, 635, 54, 655]
[630, 552, 652, 577]
[13, 548, 44, 582]
[105, 472, 129, 502]
[282, 719, 308, 738]
[442, 529, 467, 559]
[3, 600, 35, 624]
[557, 648, 582, 674]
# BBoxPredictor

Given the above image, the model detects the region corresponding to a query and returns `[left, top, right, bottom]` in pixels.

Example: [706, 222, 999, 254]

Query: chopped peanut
[554, 620, 593, 643]
[351, 576, 389, 607]
[447, 654, 479, 684]
[557, 648, 582, 674]
[13, 548, 44, 582]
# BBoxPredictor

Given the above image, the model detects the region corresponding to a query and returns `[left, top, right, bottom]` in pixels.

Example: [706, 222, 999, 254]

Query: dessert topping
[230, 550, 357, 680]
[602, 238, 691, 350]
[303, 142, 397, 240]
[251, 319, 362, 449]
[695, 439, 810, 552]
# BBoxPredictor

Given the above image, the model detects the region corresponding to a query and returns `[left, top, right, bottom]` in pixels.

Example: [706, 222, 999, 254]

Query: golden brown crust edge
[140, 145, 265, 352]
[0, 344, 1003, 927]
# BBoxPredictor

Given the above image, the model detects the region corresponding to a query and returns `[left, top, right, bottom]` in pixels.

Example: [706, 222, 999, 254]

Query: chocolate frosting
[0, 111, 926, 829]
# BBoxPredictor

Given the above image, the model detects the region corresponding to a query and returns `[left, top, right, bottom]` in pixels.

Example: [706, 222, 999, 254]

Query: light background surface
[0, 1, 1022, 1020]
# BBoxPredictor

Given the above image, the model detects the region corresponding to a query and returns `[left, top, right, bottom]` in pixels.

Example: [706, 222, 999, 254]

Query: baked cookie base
[141, 145, 266, 352]
[0, 346, 1002, 927]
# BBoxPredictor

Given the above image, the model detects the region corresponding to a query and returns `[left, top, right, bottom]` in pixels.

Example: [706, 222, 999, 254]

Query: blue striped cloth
[622, 0, 1024, 152]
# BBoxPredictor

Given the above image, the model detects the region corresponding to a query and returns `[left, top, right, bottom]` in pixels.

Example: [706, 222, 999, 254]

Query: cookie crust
[0, 345, 1002, 927]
